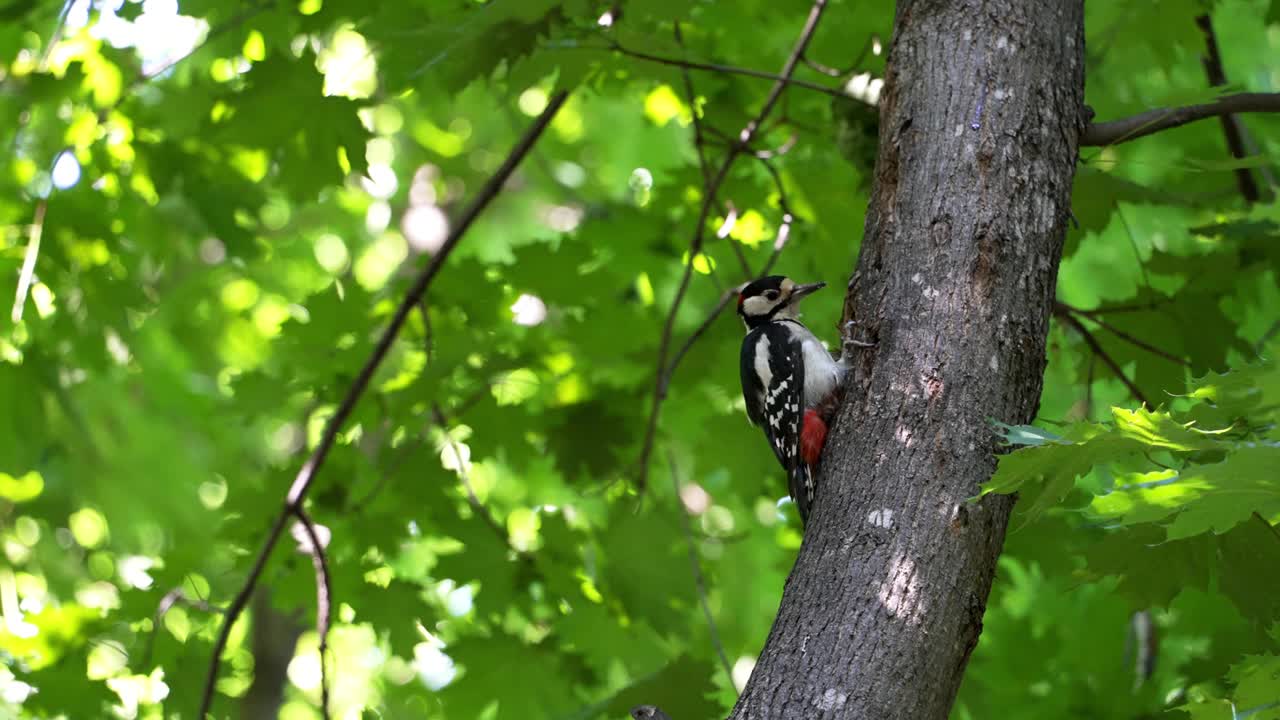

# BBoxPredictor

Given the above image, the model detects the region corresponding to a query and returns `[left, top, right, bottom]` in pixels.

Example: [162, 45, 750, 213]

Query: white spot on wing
[753, 334, 773, 389]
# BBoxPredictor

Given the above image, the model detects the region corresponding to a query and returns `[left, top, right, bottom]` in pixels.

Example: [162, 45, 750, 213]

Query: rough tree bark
[727, 1, 1085, 718]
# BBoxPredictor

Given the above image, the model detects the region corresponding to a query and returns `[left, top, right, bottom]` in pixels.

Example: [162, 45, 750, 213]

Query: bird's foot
[839, 320, 876, 363]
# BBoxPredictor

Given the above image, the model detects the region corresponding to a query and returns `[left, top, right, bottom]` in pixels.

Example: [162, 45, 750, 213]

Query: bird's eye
[764, 290, 780, 301]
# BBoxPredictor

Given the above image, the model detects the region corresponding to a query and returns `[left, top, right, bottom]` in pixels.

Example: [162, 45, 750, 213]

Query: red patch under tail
[799, 409, 828, 467]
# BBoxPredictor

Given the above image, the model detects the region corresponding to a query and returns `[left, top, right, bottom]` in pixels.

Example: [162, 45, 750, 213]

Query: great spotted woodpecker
[737, 276, 865, 524]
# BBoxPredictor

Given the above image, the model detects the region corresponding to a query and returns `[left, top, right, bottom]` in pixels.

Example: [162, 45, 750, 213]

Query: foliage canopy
[1, 0, 1278, 718]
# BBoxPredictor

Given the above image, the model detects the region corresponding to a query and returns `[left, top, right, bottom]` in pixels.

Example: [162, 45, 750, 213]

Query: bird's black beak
[790, 281, 826, 302]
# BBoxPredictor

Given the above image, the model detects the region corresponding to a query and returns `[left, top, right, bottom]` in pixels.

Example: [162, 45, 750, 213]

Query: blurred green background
[1, 0, 1279, 717]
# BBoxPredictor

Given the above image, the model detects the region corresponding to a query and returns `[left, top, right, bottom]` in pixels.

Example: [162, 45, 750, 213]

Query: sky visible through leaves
[0, 0, 1279, 718]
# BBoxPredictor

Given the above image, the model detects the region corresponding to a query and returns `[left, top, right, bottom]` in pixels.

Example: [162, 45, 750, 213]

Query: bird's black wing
[740, 324, 809, 519]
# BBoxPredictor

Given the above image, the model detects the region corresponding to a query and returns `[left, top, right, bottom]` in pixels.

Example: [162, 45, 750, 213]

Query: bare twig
[700, 130, 799, 267]
[635, 0, 831, 493]
[753, 134, 798, 159]
[1254, 318, 1280, 356]
[418, 300, 435, 362]
[196, 91, 569, 718]
[142, 588, 223, 668]
[674, 22, 712, 187]
[430, 403, 510, 544]
[37, 0, 76, 68]
[292, 509, 332, 720]
[577, 37, 845, 100]
[130, 0, 275, 87]
[1254, 512, 1280, 544]
[1195, 14, 1260, 204]
[1081, 92, 1280, 147]
[1112, 204, 1152, 293]
[666, 288, 740, 378]
[345, 377, 494, 514]
[1071, 300, 1170, 316]
[1057, 302, 1192, 368]
[673, 23, 754, 280]
[716, 202, 740, 240]
[1055, 308, 1151, 407]
[11, 199, 46, 323]
[753, 155, 796, 276]
[799, 35, 876, 79]
[1083, 352, 1097, 421]
[428, 399, 539, 572]
[668, 452, 733, 680]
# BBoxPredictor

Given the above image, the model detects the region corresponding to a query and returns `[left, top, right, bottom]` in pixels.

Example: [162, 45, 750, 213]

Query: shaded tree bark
[728, 1, 1085, 718]
[240, 589, 303, 720]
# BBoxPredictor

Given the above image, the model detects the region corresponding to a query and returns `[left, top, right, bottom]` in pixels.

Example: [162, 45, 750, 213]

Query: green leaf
[982, 421, 1140, 522]
[0, 469, 43, 502]
[440, 636, 587, 719]
[218, 52, 369, 199]
[1111, 406, 1230, 451]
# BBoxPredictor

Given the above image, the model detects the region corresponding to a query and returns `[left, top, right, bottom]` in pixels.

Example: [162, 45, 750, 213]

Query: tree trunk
[728, 1, 1085, 718]
[240, 590, 303, 720]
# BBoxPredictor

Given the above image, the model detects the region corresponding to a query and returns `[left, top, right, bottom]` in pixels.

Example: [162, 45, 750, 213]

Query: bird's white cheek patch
[743, 296, 773, 317]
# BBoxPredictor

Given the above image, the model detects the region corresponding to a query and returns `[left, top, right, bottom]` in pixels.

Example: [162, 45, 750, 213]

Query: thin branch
[1084, 351, 1096, 421]
[700, 133, 798, 269]
[718, 206, 754, 280]
[292, 509, 332, 720]
[585, 38, 846, 100]
[1071, 300, 1171, 316]
[1112, 203, 1152, 292]
[430, 404, 510, 544]
[11, 199, 46, 323]
[668, 452, 733, 680]
[1254, 318, 1280, 357]
[1058, 302, 1193, 368]
[128, 0, 275, 88]
[635, 0, 831, 493]
[1081, 92, 1280, 147]
[799, 34, 876, 79]
[142, 588, 222, 668]
[196, 90, 569, 719]
[754, 155, 796, 276]
[665, 288, 739, 378]
[801, 55, 846, 78]
[699, 130, 799, 263]
[753, 134, 798, 160]
[1195, 14, 1261, 204]
[1055, 308, 1151, 407]
[1254, 512, 1280, 545]
[675, 21, 752, 280]
[716, 201, 740, 240]
[344, 377, 494, 514]
[37, 0, 76, 68]
[418, 300, 435, 362]
[674, 22, 712, 187]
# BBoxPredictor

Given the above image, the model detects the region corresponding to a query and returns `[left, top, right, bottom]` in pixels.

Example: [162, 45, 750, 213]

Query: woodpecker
[737, 275, 864, 524]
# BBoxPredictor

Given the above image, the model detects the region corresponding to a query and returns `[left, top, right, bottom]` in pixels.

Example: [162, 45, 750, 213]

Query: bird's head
[737, 275, 825, 329]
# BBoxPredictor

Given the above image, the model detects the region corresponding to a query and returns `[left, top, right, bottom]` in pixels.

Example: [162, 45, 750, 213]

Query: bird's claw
[841, 320, 876, 349]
